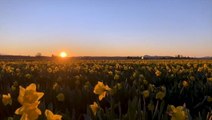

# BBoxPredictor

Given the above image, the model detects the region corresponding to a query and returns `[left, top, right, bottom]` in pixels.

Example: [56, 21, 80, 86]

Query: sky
[0, 0, 212, 57]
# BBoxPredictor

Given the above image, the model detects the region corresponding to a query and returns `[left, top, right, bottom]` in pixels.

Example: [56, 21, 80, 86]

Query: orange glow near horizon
[59, 52, 68, 58]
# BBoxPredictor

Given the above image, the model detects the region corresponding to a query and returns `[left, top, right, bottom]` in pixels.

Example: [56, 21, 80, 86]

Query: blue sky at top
[0, 0, 212, 56]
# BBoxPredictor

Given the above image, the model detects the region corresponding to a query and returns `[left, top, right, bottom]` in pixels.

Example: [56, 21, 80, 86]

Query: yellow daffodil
[156, 91, 166, 100]
[56, 93, 65, 102]
[2, 93, 12, 106]
[11, 85, 16, 91]
[45, 109, 62, 120]
[15, 101, 42, 120]
[147, 102, 154, 111]
[168, 105, 188, 120]
[13, 81, 18, 87]
[114, 74, 120, 80]
[108, 71, 113, 76]
[198, 67, 203, 72]
[7, 117, 13, 120]
[207, 96, 212, 102]
[142, 90, 150, 98]
[25, 74, 32, 79]
[203, 64, 208, 68]
[18, 83, 44, 105]
[47, 68, 53, 73]
[155, 70, 161, 77]
[15, 83, 44, 120]
[90, 102, 99, 116]
[189, 76, 195, 81]
[207, 78, 212, 82]
[93, 81, 111, 101]
[182, 81, 189, 88]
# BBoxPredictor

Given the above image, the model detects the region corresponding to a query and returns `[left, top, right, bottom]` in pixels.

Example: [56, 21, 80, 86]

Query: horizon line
[0, 54, 211, 58]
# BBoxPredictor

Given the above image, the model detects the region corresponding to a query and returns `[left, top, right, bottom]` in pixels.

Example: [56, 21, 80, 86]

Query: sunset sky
[0, 0, 212, 57]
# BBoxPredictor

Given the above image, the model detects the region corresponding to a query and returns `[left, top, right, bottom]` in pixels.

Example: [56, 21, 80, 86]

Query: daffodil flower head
[147, 102, 154, 111]
[114, 74, 120, 80]
[47, 68, 53, 73]
[203, 64, 208, 68]
[156, 86, 166, 100]
[155, 70, 161, 77]
[11, 85, 16, 91]
[108, 71, 113, 76]
[90, 102, 99, 116]
[207, 77, 212, 83]
[167, 105, 188, 120]
[56, 93, 65, 102]
[15, 101, 42, 120]
[25, 74, 32, 79]
[182, 80, 189, 87]
[18, 83, 44, 105]
[142, 90, 150, 98]
[93, 81, 111, 101]
[7, 117, 13, 120]
[156, 91, 166, 100]
[2, 93, 12, 106]
[207, 96, 212, 102]
[45, 109, 62, 120]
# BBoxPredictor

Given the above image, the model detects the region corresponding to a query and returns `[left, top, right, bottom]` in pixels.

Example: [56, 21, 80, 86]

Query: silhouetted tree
[35, 52, 42, 57]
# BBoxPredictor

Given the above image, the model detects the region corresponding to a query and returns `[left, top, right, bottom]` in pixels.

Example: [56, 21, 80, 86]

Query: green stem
[153, 100, 159, 119]
[118, 102, 122, 119]
[143, 97, 146, 119]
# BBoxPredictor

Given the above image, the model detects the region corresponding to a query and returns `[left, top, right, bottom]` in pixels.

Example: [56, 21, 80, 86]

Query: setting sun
[60, 52, 68, 58]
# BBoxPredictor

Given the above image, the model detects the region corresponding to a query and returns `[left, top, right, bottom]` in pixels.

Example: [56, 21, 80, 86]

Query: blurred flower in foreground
[90, 102, 99, 116]
[2, 93, 12, 106]
[93, 81, 111, 101]
[15, 83, 44, 120]
[15, 101, 41, 120]
[45, 109, 62, 120]
[18, 83, 44, 104]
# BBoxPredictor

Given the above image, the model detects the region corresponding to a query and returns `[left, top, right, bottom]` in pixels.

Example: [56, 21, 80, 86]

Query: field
[0, 59, 212, 120]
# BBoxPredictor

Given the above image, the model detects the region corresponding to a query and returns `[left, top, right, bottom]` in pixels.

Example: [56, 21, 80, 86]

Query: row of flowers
[2, 80, 212, 120]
